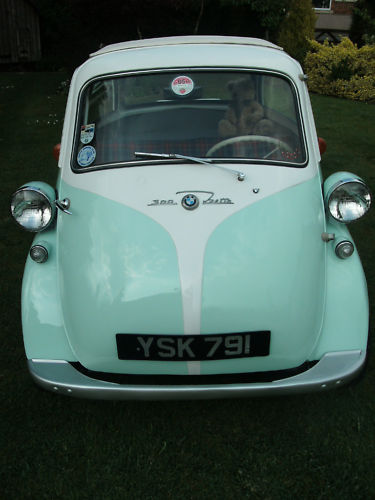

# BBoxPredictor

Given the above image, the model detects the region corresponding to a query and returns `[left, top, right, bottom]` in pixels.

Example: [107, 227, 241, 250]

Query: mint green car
[11, 36, 371, 399]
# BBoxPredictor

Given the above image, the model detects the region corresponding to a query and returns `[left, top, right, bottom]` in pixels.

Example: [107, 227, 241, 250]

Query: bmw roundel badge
[181, 194, 199, 210]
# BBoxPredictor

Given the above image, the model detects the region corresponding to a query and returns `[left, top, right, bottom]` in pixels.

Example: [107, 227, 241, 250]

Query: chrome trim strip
[28, 350, 365, 400]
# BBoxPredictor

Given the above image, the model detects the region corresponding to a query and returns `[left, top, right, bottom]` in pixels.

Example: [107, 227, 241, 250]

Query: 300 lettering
[136, 335, 251, 359]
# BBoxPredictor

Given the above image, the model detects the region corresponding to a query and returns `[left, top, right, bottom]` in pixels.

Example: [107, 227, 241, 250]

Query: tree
[33, 0, 206, 69]
[33, 0, 294, 70]
[219, 0, 291, 40]
[350, 0, 375, 46]
[277, 0, 316, 64]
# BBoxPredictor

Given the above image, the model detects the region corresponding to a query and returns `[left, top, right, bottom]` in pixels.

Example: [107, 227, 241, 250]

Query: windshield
[73, 70, 306, 171]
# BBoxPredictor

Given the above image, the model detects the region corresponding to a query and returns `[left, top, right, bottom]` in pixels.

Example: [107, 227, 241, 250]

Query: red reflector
[53, 143, 61, 162]
[318, 137, 327, 155]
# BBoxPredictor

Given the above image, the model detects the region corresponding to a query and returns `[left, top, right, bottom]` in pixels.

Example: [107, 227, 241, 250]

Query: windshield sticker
[77, 145, 96, 167]
[171, 76, 194, 96]
[80, 123, 95, 144]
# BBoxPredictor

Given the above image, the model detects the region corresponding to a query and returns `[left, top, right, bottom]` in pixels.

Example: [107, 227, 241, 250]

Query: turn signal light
[335, 240, 354, 259]
[30, 244, 49, 263]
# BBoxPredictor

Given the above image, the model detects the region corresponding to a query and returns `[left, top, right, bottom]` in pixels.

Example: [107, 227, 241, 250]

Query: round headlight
[11, 187, 54, 232]
[327, 179, 371, 223]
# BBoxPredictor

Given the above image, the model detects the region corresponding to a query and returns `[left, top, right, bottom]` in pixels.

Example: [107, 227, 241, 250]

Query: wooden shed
[0, 0, 41, 63]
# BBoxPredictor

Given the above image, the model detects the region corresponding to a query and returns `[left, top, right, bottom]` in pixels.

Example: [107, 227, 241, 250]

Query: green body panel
[22, 229, 76, 360]
[311, 220, 369, 358]
[200, 178, 326, 374]
[21, 176, 369, 376]
[57, 182, 186, 374]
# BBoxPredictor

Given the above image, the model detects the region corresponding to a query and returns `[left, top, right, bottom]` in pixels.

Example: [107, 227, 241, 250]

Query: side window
[262, 76, 296, 120]
[118, 75, 166, 107]
[83, 80, 115, 123]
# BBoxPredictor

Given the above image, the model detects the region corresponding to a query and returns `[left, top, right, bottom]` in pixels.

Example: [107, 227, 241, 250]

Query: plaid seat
[95, 138, 220, 164]
[95, 136, 302, 164]
[213, 138, 302, 162]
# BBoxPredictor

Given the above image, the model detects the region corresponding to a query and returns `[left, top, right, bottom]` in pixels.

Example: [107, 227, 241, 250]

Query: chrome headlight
[325, 176, 371, 223]
[11, 185, 56, 232]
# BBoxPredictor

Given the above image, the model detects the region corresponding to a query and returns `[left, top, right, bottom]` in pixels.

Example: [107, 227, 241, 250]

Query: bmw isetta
[11, 36, 371, 399]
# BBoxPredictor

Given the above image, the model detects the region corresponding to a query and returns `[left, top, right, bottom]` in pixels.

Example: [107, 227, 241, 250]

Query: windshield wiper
[134, 152, 245, 182]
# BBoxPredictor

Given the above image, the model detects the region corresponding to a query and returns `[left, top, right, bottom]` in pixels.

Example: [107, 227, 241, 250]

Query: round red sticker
[171, 76, 194, 96]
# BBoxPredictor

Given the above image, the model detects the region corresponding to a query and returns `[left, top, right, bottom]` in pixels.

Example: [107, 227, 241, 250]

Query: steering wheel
[206, 135, 292, 160]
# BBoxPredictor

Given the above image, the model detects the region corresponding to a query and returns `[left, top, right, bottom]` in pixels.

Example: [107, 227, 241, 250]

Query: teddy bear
[218, 77, 265, 138]
[253, 118, 275, 137]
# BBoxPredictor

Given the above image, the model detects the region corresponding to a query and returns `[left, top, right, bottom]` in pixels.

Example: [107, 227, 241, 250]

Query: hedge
[304, 38, 375, 102]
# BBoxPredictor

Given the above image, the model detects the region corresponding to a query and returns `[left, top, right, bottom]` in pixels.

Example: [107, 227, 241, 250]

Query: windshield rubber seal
[70, 67, 309, 174]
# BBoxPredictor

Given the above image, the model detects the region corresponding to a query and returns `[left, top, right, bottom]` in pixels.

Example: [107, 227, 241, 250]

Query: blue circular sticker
[77, 145, 96, 167]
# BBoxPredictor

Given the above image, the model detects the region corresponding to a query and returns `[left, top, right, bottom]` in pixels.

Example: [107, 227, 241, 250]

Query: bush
[350, 0, 375, 46]
[305, 38, 375, 102]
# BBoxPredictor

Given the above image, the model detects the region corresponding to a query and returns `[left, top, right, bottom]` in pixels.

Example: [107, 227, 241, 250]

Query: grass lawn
[1, 73, 375, 499]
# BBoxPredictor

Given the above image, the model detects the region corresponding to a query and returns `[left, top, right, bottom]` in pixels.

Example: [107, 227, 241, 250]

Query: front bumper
[28, 349, 365, 400]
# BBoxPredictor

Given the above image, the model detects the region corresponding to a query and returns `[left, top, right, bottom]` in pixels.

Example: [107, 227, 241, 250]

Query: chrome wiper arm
[135, 151, 184, 161]
[134, 151, 245, 182]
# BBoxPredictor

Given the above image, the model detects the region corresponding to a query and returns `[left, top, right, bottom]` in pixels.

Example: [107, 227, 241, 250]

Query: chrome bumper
[28, 350, 365, 400]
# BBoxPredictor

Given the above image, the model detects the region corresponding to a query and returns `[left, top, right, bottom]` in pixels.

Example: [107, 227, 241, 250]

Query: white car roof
[90, 36, 283, 58]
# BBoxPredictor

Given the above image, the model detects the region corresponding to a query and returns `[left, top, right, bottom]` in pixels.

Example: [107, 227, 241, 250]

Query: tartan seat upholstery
[94, 136, 301, 164]
[95, 138, 220, 164]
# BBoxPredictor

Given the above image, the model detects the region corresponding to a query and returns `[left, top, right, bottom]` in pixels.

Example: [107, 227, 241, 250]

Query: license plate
[116, 331, 270, 361]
